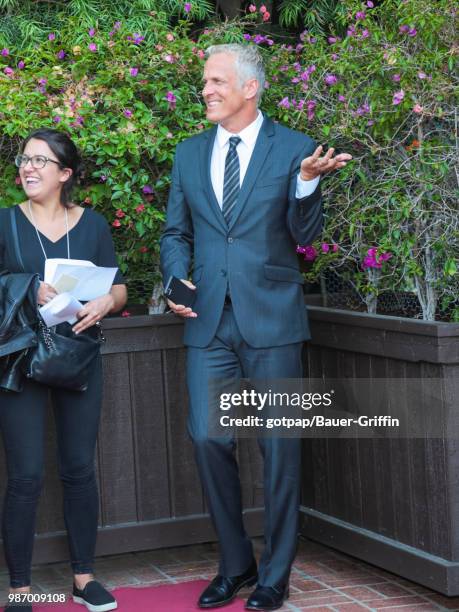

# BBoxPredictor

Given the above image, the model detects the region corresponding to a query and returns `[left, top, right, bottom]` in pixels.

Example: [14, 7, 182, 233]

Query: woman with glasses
[0, 128, 127, 612]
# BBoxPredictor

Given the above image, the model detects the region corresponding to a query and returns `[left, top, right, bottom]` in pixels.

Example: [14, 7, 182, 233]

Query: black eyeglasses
[15, 154, 62, 169]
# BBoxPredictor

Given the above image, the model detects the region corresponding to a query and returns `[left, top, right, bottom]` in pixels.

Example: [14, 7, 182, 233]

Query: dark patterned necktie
[222, 136, 241, 225]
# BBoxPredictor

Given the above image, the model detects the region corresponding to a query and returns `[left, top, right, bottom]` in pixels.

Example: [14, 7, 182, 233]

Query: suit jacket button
[228, 237, 233, 243]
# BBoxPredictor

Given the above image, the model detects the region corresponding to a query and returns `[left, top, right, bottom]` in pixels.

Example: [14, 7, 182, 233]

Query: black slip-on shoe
[245, 584, 289, 610]
[198, 559, 258, 608]
[72, 580, 117, 612]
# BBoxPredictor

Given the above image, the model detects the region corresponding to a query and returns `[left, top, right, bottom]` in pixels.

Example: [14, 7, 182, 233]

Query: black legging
[0, 355, 102, 588]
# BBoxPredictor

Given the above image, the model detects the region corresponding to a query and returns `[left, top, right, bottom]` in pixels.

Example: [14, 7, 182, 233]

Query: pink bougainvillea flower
[262, 11, 270, 21]
[347, 25, 356, 37]
[332, 244, 339, 253]
[88, 28, 95, 37]
[408, 28, 417, 37]
[53, 115, 62, 123]
[324, 74, 338, 86]
[321, 243, 330, 253]
[139, 246, 148, 253]
[259, 4, 267, 14]
[88, 43, 97, 52]
[338, 94, 346, 102]
[392, 73, 401, 82]
[130, 67, 139, 77]
[136, 204, 145, 213]
[116, 209, 126, 218]
[392, 89, 405, 105]
[184, 2, 191, 12]
[166, 33, 174, 41]
[328, 37, 337, 44]
[418, 71, 427, 79]
[303, 246, 318, 261]
[1, 48, 9, 56]
[17, 61, 25, 69]
[142, 185, 154, 194]
[307, 100, 316, 121]
[129, 33, 145, 45]
[362, 248, 392, 269]
[165, 91, 177, 110]
[356, 11, 366, 19]
[361, 29, 370, 38]
[367, 0, 374, 6]
[48, 33, 55, 41]
[399, 25, 410, 33]
[164, 54, 175, 63]
[413, 104, 423, 113]
[248, 4, 256, 12]
[278, 97, 290, 109]
[4, 67, 13, 77]
[114, 21, 122, 30]
[124, 109, 133, 118]
[100, 175, 107, 182]
[112, 219, 121, 228]
[57, 49, 66, 59]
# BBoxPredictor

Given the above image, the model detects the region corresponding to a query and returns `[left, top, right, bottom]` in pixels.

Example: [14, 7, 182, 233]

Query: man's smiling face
[202, 52, 257, 132]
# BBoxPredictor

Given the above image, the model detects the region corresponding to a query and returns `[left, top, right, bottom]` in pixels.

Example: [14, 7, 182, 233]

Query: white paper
[39, 292, 83, 327]
[44, 258, 118, 301]
[44, 258, 95, 286]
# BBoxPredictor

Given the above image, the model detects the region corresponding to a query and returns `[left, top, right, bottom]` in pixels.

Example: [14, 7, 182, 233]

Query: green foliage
[0, 0, 214, 48]
[0, 0, 457, 319]
[279, 0, 345, 37]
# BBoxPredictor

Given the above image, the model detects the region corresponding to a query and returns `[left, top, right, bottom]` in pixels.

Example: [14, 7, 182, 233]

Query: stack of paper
[40, 258, 118, 327]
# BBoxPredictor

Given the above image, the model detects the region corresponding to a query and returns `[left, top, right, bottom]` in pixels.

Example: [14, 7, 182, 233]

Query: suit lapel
[200, 126, 227, 232]
[227, 117, 274, 232]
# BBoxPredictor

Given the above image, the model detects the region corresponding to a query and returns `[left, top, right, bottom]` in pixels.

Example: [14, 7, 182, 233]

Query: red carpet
[1, 580, 247, 611]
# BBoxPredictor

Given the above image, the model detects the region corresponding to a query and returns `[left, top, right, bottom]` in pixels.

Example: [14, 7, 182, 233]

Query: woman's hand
[72, 294, 115, 335]
[37, 282, 58, 306]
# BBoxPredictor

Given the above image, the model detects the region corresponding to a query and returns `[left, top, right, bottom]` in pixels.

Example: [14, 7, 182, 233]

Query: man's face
[202, 53, 254, 130]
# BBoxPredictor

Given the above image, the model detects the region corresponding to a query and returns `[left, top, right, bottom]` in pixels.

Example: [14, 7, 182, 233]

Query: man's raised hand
[300, 145, 352, 181]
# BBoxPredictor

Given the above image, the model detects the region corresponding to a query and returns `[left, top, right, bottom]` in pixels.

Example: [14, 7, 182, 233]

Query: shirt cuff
[296, 174, 320, 199]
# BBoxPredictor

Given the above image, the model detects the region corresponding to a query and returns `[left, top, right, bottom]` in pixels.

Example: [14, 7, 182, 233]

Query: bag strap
[9, 207, 25, 272]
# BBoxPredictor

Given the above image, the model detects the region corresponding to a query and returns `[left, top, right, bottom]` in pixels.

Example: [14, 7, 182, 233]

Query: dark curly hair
[20, 128, 83, 208]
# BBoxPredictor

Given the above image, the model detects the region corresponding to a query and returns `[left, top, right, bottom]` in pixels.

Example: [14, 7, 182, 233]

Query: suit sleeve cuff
[295, 174, 320, 199]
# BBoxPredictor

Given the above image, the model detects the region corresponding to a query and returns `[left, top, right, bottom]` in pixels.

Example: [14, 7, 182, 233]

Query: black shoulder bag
[10, 207, 102, 392]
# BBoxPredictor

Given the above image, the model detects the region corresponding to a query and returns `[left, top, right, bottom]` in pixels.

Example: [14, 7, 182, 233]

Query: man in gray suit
[160, 44, 351, 611]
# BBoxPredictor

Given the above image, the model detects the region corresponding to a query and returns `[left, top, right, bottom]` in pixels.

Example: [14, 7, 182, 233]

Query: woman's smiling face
[19, 138, 72, 203]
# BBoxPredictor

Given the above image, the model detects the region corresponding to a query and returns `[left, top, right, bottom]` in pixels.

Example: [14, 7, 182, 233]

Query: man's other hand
[167, 279, 198, 318]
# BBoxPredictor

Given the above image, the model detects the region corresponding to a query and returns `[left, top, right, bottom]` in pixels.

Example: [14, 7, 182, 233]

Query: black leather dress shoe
[198, 559, 258, 608]
[245, 585, 289, 610]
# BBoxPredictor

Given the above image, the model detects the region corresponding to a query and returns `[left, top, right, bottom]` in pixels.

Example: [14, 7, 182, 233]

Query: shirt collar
[216, 111, 264, 149]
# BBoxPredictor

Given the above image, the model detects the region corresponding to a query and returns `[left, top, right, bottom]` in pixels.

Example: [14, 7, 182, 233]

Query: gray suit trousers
[186, 303, 302, 587]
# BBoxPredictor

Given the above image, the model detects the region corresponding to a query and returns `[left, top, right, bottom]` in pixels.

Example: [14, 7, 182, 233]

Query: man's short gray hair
[205, 44, 265, 104]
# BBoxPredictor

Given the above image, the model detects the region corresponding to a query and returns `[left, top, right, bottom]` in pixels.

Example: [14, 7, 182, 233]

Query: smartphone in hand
[164, 276, 196, 308]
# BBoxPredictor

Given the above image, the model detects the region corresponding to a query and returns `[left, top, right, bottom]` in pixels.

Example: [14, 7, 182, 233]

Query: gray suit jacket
[160, 116, 323, 348]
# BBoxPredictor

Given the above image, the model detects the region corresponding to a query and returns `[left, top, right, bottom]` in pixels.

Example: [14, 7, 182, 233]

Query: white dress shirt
[210, 111, 320, 208]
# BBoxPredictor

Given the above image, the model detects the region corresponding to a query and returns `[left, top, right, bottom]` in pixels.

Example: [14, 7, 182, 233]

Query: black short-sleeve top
[0, 205, 124, 284]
